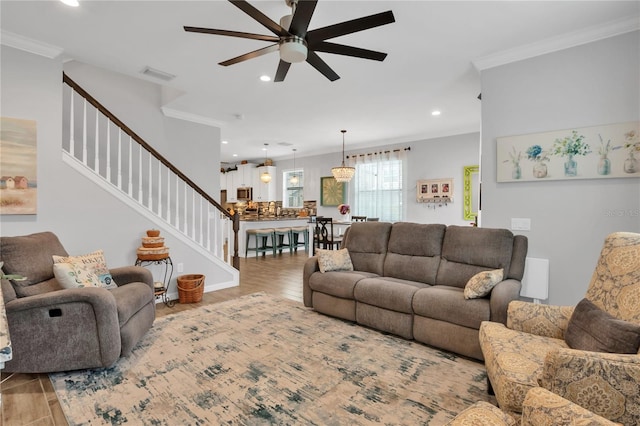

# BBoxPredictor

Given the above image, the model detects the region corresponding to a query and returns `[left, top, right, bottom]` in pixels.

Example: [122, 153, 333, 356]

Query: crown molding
[0, 30, 64, 59]
[161, 107, 227, 128]
[473, 16, 640, 71]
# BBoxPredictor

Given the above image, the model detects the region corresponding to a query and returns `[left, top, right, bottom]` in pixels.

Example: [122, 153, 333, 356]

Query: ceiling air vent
[278, 142, 293, 146]
[141, 66, 176, 82]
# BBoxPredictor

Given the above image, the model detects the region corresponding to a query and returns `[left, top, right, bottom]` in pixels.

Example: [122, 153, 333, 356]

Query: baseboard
[156, 280, 238, 304]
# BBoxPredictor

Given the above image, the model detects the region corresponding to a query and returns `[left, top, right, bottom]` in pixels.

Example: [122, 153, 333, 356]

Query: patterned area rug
[50, 293, 494, 425]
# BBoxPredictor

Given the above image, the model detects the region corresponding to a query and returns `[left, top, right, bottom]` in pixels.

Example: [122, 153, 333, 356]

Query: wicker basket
[177, 274, 205, 304]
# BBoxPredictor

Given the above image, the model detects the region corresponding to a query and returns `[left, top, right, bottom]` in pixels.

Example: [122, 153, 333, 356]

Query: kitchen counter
[239, 218, 311, 257]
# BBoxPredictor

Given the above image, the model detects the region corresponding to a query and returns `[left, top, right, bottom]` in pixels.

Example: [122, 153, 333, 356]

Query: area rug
[50, 292, 494, 425]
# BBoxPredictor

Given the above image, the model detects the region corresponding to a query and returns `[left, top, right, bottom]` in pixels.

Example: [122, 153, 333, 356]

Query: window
[283, 170, 304, 208]
[353, 157, 403, 222]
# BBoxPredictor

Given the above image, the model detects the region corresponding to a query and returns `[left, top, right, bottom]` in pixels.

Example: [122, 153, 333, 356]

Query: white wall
[274, 132, 480, 225]
[480, 32, 640, 305]
[1, 46, 233, 294]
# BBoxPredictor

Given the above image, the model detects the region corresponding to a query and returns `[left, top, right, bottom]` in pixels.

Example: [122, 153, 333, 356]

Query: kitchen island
[239, 217, 310, 257]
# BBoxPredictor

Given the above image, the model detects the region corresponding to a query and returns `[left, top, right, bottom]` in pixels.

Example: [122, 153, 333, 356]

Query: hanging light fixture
[290, 148, 299, 185]
[260, 143, 272, 183]
[331, 130, 355, 182]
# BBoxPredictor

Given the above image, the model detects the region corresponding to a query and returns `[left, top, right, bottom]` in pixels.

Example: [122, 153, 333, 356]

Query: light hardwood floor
[1, 250, 308, 426]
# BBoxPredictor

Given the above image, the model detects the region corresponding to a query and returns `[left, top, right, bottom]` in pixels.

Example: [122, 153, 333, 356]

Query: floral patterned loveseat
[453, 231, 640, 425]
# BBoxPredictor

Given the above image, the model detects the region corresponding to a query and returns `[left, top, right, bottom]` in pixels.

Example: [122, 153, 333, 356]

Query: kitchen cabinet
[236, 163, 255, 188]
[252, 166, 277, 202]
[226, 171, 237, 202]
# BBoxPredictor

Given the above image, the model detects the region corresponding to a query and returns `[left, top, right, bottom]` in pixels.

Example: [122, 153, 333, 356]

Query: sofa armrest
[538, 348, 640, 424]
[489, 279, 522, 325]
[506, 300, 574, 339]
[5, 287, 121, 372]
[445, 401, 517, 426]
[110, 266, 153, 290]
[302, 256, 320, 307]
[522, 387, 619, 426]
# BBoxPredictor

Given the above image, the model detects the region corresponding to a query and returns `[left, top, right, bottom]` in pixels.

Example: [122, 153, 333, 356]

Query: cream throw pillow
[53, 262, 101, 289]
[53, 249, 118, 289]
[464, 268, 504, 299]
[317, 248, 354, 273]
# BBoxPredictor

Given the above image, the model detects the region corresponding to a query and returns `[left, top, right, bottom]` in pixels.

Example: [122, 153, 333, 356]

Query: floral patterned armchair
[474, 232, 640, 425]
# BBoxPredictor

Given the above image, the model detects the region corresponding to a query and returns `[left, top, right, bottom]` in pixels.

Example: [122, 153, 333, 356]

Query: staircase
[61, 73, 239, 273]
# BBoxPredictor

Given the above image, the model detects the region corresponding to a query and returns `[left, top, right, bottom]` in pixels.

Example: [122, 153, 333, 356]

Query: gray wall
[275, 132, 480, 225]
[481, 31, 640, 305]
[1, 46, 233, 294]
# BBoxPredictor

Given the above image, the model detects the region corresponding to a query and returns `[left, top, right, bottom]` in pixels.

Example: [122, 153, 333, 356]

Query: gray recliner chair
[0, 231, 156, 373]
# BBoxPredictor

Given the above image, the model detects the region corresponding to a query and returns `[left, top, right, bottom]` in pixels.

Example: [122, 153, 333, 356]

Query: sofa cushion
[564, 298, 640, 354]
[0, 232, 68, 297]
[53, 249, 118, 289]
[413, 286, 490, 329]
[354, 277, 427, 314]
[464, 268, 504, 299]
[53, 262, 102, 289]
[479, 321, 568, 413]
[383, 223, 446, 284]
[437, 226, 515, 289]
[309, 270, 377, 299]
[342, 222, 392, 275]
[317, 248, 354, 273]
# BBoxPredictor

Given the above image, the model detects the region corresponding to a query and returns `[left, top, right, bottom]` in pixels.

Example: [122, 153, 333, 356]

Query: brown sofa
[303, 222, 528, 360]
[0, 231, 156, 373]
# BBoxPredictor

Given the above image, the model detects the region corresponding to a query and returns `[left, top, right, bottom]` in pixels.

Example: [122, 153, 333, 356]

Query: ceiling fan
[184, 0, 395, 82]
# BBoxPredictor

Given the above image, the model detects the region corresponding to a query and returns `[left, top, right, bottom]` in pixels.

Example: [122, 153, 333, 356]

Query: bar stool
[274, 227, 293, 254]
[291, 226, 309, 252]
[245, 228, 276, 258]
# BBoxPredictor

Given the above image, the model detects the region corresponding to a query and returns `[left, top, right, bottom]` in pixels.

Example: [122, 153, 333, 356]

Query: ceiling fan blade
[219, 44, 279, 66]
[306, 51, 339, 81]
[274, 60, 291, 82]
[288, 0, 318, 37]
[184, 26, 279, 42]
[311, 41, 387, 61]
[307, 10, 395, 43]
[229, 0, 290, 38]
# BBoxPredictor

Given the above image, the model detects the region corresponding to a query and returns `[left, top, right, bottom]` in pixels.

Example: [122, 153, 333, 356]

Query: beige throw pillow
[317, 248, 354, 273]
[53, 249, 118, 289]
[464, 268, 504, 299]
[53, 262, 102, 289]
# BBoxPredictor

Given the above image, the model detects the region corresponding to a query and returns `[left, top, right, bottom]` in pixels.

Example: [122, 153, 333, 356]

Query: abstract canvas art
[0, 117, 37, 214]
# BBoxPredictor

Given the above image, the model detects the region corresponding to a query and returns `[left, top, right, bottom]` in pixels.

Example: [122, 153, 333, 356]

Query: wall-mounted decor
[417, 178, 453, 207]
[497, 121, 640, 182]
[0, 117, 37, 215]
[320, 176, 346, 206]
[463, 165, 479, 221]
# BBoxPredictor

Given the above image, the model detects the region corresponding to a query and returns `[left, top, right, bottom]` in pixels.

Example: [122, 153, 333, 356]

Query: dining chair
[313, 217, 342, 254]
[351, 216, 367, 222]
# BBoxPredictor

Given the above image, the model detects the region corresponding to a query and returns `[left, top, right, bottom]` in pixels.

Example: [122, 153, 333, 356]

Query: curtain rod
[346, 146, 410, 159]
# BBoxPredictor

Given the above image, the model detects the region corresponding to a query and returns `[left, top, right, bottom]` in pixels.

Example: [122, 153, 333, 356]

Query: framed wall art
[320, 176, 346, 206]
[0, 117, 37, 215]
[417, 178, 453, 203]
[497, 121, 639, 182]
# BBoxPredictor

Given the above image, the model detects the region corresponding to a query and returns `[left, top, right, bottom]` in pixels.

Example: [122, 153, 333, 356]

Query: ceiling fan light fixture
[331, 130, 355, 183]
[279, 37, 308, 63]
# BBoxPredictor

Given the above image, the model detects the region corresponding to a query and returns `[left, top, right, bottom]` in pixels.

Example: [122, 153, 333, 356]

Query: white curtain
[347, 149, 406, 222]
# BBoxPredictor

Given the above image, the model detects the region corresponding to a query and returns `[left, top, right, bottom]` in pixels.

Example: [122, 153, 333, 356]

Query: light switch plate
[511, 218, 531, 231]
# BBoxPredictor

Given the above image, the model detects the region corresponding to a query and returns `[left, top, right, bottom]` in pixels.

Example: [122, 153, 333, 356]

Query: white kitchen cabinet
[252, 166, 277, 201]
[236, 163, 256, 188]
[226, 171, 238, 202]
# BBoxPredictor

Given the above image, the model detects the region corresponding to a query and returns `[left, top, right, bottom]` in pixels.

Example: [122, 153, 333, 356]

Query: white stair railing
[61, 73, 239, 269]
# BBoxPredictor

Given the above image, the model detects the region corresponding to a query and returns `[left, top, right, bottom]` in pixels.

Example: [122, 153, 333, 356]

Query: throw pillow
[53, 249, 118, 289]
[53, 262, 101, 289]
[317, 248, 354, 273]
[464, 268, 504, 299]
[565, 298, 640, 354]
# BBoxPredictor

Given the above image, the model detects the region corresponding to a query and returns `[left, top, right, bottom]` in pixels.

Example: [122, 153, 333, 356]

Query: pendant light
[260, 143, 272, 183]
[331, 130, 355, 182]
[290, 148, 299, 185]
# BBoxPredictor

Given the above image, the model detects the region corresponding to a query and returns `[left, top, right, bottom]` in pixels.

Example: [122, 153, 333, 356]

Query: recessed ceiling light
[60, 0, 79, 6]
[260, 75, 271, 82]
[232, 154, 238, 157]
[222, 140, 228, 144]
[431, 110, 441, 116]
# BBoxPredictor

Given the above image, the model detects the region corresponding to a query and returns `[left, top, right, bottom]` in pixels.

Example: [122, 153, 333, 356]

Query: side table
[135, 256, 175, 307]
